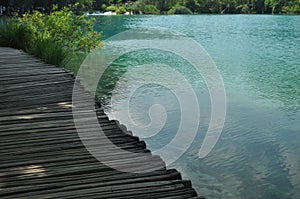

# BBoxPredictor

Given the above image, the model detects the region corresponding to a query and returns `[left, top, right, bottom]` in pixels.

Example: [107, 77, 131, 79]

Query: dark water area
[93, 15, 300, 199]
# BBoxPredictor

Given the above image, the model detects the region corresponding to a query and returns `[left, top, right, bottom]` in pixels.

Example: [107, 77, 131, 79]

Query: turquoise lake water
[92, 15, 300, 199]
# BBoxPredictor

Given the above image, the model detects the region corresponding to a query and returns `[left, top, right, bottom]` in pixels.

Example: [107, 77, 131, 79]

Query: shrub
[0, 6, 102, 69]
[106, 5, 117, 12]
[101, 4, 107, 11]
[236, 4, 249, 14]
[21, 8, 102, 52]
[142, 5, 160, 14]
[168, 6, 193, 14]
[116, 6, 127, 14]
[282, 4, 300, 14]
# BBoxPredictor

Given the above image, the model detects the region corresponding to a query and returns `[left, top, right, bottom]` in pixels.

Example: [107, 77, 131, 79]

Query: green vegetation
[106, 5, 118, 12]
[21, 7, 101, 52]
[1, 0, 299, 15]
[116, 6, 127, 14]
[168, 5, 193, 14]
[0, 6, 101, 73]
[141, 5, 160, 14]
[129, 0, 300, 14]
[0, 21, 32, 50]
[0, 20, 67, 65]
[28, 37, 68, 66]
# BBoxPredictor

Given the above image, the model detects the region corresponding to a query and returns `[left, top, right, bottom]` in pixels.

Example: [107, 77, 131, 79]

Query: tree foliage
[0, 0, 299, 14]
[168, 5, 193, 14]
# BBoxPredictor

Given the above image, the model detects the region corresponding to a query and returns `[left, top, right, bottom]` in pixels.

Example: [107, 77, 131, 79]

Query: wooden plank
[0, 47, 203, 199]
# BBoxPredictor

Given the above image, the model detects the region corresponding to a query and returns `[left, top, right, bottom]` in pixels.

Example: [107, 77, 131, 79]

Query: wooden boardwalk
[0, 47, 204, 198]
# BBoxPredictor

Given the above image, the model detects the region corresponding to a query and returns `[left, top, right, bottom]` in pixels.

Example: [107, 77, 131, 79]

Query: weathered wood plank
[0, 47, 203, 198]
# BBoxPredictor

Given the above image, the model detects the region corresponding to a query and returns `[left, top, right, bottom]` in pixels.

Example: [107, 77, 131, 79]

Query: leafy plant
[282, 3, 300, 14]
[0, 20, 32, 50]
[168, 5, 193, 14]
[106, 5, 118, 12]
[236, 4, 250, 14]
[142, 5, 160, 14]
[21, 7, 102, 52]
[116, 6, 127, 14]
[0, 6, 102, 70]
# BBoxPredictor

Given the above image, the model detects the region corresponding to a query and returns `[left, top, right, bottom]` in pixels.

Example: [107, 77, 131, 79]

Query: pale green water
[94, 15, 300, 199]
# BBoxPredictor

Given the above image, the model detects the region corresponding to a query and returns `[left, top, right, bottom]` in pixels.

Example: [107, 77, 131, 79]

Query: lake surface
[92, 15, 300, 199]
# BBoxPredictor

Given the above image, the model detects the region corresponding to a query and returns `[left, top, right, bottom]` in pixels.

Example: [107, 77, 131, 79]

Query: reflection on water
[95, 15, 300, 199]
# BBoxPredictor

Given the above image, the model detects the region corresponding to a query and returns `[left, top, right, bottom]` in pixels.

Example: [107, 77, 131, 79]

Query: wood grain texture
[0, 47, 204, 199]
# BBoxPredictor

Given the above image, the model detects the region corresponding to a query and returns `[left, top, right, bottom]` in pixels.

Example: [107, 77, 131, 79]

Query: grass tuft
[0, 21, 32, 50]
[0, 20, 69, 66]
[28, 38, 68, 66]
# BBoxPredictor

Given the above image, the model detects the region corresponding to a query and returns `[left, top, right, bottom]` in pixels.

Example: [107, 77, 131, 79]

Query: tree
[1, 0, 300, 14]
[185, 0, 201, 13]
